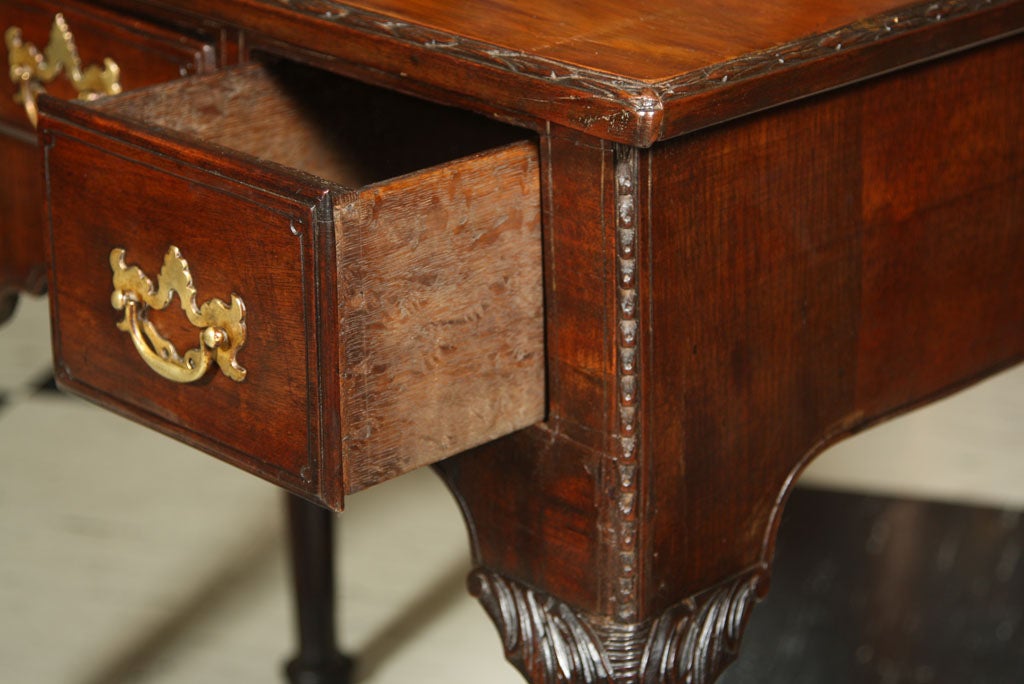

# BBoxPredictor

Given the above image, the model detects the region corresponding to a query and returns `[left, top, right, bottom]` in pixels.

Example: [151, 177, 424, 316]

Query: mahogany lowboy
[2, 0, 1022, 681]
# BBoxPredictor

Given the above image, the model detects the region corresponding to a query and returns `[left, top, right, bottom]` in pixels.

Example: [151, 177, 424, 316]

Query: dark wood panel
[540, 127, 618, 451]
[438, 429, 611, 617]
[855, 37, 1024, 410]
[644, 35, 1023, 609]
[0, 132, 46, 301]
[435, 29, 1022, 684]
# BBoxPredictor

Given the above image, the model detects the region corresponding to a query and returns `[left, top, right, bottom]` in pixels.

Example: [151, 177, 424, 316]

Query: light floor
[1, 296, 1021, 684]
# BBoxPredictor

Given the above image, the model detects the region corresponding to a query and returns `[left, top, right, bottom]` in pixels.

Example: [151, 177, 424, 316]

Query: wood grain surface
[645, 33, 1024, 607]
[338, 142, 544, 493]
[116, 0, 1024, 143]
[43, 111, 333, 496]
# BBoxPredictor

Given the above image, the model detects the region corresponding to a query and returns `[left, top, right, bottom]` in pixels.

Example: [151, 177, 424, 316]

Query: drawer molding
[110, 245, 248, 384]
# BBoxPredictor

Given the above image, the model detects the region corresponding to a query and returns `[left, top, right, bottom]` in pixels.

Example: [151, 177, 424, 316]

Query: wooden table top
[302, 0, 964, 81]
[144, 0, 1022, 144]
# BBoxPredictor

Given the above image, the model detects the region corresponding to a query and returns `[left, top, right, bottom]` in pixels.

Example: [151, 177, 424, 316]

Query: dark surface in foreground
[722, 487, 1024, 684]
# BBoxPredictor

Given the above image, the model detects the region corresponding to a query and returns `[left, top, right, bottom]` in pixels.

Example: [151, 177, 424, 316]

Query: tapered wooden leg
[284, 494, 353, 684]
[0, 291, 17, 326]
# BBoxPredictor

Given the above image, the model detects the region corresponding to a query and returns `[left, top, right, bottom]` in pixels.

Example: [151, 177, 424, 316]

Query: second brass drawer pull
[5, 13, 122, 127]
[110, 246, 247, 384]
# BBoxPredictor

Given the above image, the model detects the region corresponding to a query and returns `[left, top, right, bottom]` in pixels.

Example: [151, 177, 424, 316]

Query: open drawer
[39, 61, 544, 510]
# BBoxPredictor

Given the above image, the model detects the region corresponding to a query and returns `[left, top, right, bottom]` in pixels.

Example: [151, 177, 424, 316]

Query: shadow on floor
[77, 522, 283, 684]
[352, 556, 471, 682]
[721, 488, 1024, 684]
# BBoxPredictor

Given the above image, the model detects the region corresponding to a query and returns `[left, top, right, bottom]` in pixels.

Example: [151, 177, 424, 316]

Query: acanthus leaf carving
[470, 568, 764, 684]
[468, 568, 615, 684]
[639, 573, 763, 684]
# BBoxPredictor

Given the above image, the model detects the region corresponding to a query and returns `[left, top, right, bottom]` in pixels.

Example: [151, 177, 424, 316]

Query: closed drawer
[1, 0, 215, 302]
[1, 0, 216, 130]
[39, 61, 544, 509]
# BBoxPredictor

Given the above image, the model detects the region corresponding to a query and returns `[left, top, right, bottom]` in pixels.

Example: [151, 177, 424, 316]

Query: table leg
[283, 493, 353, 684]
[437, 431, 773, 684]
[0, 291, 17, 325]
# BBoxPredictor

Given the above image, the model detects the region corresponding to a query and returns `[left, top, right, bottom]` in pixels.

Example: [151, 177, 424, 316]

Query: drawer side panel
[338, 141, 545, 491]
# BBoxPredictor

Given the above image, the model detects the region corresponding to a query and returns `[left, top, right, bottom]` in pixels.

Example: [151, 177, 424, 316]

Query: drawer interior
[90, 59, 530, 188]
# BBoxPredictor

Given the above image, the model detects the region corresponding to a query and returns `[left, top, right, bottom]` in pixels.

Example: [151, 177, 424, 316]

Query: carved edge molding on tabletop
[5, 13, 121, 127]
[274, 0, 1005, 114]
[278, 0, 653, 100]
[469, 568, 764, 684]
[658, 0, 999, 99]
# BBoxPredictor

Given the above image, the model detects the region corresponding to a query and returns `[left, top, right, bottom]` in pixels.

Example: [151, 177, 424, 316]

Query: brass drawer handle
[5, 13, 121, 128]
[110, 247, 247, 384]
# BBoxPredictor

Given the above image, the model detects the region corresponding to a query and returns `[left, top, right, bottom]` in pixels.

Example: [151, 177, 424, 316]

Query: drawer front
[40, 63, 544, 509]
[43, 117, 338, 498]
[1, 0, 216, 130]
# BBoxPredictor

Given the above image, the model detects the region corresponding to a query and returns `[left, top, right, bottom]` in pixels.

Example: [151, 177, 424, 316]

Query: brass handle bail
[110, 247, 247, 384]
[5, 13, 122, 127]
